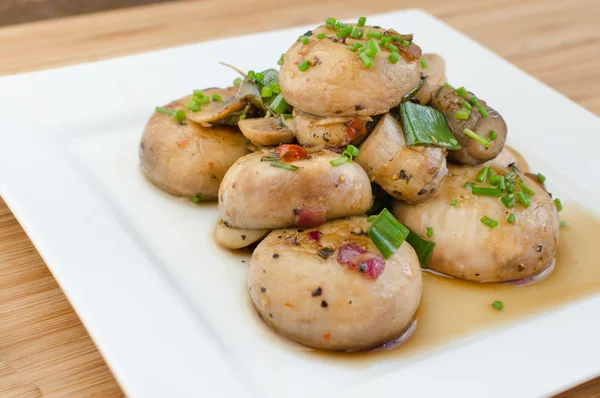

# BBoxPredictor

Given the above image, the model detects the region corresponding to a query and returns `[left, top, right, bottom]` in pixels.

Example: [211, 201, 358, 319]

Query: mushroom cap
[248, 217, 422, 350]
[139, 94, 249, 199]
[219, 148, 373, 229]
[279, 25, 422, 117]
[393, 164, 559, 282]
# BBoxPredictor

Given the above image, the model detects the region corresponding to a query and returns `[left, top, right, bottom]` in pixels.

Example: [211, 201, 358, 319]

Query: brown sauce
[293, 202, 600, 363]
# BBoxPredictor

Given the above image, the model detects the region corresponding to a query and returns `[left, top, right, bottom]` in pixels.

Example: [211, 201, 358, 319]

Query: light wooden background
[0, 0, 599, 396]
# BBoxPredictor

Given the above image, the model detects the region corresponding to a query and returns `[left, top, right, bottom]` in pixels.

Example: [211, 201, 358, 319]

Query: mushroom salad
[139, 17, 563, 352]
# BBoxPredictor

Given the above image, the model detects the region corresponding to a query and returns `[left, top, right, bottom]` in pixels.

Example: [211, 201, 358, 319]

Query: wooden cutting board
[0, 0, 598, 396]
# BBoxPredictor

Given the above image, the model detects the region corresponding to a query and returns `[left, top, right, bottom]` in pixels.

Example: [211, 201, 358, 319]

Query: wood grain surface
[0, 0, 598, 396]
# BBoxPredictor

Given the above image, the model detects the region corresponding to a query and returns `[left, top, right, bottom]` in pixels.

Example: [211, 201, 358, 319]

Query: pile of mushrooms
[139, 17, 561, 351]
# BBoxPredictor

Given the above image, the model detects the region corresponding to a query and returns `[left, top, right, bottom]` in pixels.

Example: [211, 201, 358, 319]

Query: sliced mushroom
[187, 87, 246, 126]
[238, 117, 294, 146]
[214, 220, 269, 249]
[413, 53, 447, 105]
[293, 109, 372, 147]
[429, 86, 507, 165]
[355, 113, 448, 204]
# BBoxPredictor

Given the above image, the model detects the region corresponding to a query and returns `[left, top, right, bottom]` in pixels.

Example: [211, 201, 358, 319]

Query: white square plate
[1, 9, 600, 398]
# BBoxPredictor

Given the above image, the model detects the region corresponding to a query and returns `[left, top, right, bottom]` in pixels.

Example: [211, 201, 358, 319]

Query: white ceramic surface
[1, 9, 599, 398]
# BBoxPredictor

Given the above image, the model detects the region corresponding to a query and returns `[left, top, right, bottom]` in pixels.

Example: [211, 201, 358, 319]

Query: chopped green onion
[367, 209, 410, 259]
[487, 167, 494, 180]
[463, 128, 491, 147]
[489, 130, 497, 140]
[420, 57, 428, 69]
[443, 82, 455, 90]
[196, 96, 210, 105]
[380, 36, 391, 46]
[471, 186, 503, 197]
[505, 180, 515, 194]
[450, 200, 458, 206]
[504, 171, 516, 180]
[233, 77, 243, 87]
[367, 215, 377, 222]
[193, 90, 204, 98]
[268, 93, 290, 116]
[316, 33, 326, 39]
[389, 52, 400, 64]
[536, 173, 546, 183]
[398, 102, 462, 150]
[405, 229, 436, 267]
[515, 191, 532, 207]
[343, 144, 359, 158]
[456, 86, 468, 97]
[498, 176, 506, 190]
[357, 16, 367, 27]
[462, 101, 472, 111]
[192, 194, 201, 204]
[468, 96, 479, 105]
[427, 227, 433, 238]
[298, 36, 310, 44]
[464, 182, 475, 189]
[477, 104, 489, 118]
[507, 213, 516, 224]
[359, 52, 374, 68]
[298, 60, 310, 71]
[490, 175, 501, 186]
[270, 161, 299, 171]
[454, 109, 471, 120]
[560, 221, 567, 227]
[255, 72, 265, 83]
[186, 99, 201, 112]
[239, 113, 247, 120]
[480, 215, 499, 228]
[334, 22, 347, 31]
[325, 17, 336, 27]
[517, 179, 536, 196]
[337, 25, 353, 38]
[330, 157, 350, 167]
[155, 107, 186, 122]
[348, 43, 363, 52]
[270, 82, 281, 94]
[385, 42, 398, 53]
[277, 53, 285, 65]
[400, 39, 410, 47]
[212, 94, 222, 102]
[247, 70, 256, 80]
[554, 198, 563, 212]
[367, 38, 380, 54]
[350, 26, 362, 39]
[367, 30, 383, 39]
[476, 167, 488, 183]
[492, 300, 504, 311]
[501, 194, 515, 208]
[261, 87, 273, 98]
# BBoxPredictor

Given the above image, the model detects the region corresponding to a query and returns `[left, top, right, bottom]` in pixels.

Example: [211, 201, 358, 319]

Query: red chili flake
[284, 302, 295, 308]
[322, 331, 331, 343]
[307, 230, 321, 242]
[294, 207, 326, 228]
[344, 116, 367, 144]
[280, 144, 308, 162]
[293, 60, 300, 65]
[337, 244, 386, 279]
[176, 139, 188, 148]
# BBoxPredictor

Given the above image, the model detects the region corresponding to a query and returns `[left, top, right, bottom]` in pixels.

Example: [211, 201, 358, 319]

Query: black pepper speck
[312, 287, 323, 297]
[321, 300, 328, 308]
[260, 287, 266, 293]
[273, 253, 279, 259]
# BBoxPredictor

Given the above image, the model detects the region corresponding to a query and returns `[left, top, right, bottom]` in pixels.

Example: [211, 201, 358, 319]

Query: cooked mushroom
[293, 109, 372, 147]
[355, 113, 448, 204]
[214, 220, 269, 249]
[392, 164, 559, 282]
[279, 25, 422, 117]
[139, 97, 249, 199]
[187, 87, 246, 126]
[219, 148, 373, 229]
[238, 117, 294, 146]
[248, 216, 422, 350]
[429, 86, 507, 165]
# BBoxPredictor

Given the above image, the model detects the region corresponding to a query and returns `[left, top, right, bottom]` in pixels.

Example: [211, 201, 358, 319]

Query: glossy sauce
[303, 202, 600, 362]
